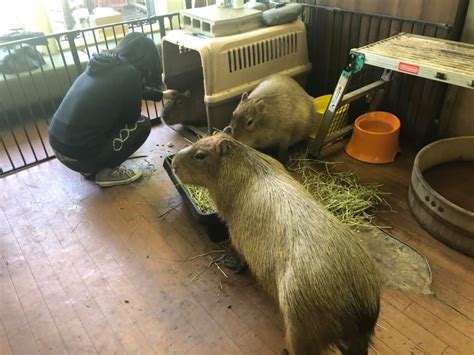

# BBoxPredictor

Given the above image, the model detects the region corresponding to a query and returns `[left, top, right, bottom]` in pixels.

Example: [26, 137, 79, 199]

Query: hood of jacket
[86, 52, 127, 75]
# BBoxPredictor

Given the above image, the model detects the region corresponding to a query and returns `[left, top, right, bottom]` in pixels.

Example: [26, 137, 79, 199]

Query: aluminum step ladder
[310, 33, 474, 157]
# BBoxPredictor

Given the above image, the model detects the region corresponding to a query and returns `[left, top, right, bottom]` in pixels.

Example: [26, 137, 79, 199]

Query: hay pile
[287, 152, 390, 228]
[185, 184, 216, 214]
[184, 152, 389, 226]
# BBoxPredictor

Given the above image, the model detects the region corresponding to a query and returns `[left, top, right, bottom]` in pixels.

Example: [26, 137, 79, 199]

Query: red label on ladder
[398, 62, 420, 75]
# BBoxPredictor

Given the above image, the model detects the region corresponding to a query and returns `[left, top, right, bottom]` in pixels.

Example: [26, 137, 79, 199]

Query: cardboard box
[91, 8, 128, 40]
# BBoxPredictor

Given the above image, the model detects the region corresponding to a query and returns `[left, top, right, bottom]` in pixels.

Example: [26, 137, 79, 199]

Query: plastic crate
[162, 19, 311, 131]
[180, 5, 262, 38]
[163, 155, 229, 242]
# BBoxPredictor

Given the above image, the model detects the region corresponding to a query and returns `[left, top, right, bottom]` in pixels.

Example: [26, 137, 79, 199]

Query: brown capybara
[224, 74, 317, 163]
[172, 133, 381, 355]
[159, 89, 207, 126]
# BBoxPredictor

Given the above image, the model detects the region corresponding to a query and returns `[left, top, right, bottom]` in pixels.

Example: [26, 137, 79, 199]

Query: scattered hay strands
[181, 151, 392, 228]
[287, 151, 393, 228]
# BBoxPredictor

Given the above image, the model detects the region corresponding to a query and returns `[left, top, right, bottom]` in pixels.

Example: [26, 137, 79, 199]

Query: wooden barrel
[408, 136, 474, 257]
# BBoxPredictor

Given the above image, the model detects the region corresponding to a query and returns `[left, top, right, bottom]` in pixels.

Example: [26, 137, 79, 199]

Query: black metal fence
[0, 12, 179, 177]
[0, 4, 459, 177]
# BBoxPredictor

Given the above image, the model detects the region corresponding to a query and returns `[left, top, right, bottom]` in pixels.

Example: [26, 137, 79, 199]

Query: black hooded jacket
[48, 53, 162, 159]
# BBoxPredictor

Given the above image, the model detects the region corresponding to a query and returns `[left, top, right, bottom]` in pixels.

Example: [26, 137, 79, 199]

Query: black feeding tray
[163, 155, 229, 242]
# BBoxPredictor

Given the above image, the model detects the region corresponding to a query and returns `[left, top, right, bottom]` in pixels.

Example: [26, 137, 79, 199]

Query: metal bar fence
[0, 13, 179, 177]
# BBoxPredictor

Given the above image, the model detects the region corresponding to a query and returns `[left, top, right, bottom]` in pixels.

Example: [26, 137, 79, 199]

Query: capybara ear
[223, 126, 233, 135]
[256, 99, 265, 112]
[241, 92, 249, 101]
[218, 138, 235, 156]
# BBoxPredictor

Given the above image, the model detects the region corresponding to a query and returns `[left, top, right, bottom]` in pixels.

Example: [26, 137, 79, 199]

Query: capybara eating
[172, 133, 381, 355]
[224, 74, 317, 163]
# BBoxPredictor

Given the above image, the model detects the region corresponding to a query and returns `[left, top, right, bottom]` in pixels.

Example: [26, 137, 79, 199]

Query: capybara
[160, 89, 207, 126]
[172, 133, 381, 355]
[224, 74, 317, 163]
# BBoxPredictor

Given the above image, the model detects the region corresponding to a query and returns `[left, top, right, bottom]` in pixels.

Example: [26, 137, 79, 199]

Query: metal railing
[0, 12, 179, 177]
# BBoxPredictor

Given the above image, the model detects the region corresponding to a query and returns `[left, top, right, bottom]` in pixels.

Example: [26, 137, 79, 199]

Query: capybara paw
[223, 251, 247, 274]
[234, 261, 249, 274]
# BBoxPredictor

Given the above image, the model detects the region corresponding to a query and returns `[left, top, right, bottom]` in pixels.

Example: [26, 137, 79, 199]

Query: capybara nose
[223, 126, 233, 135]
[172, 146, 190, 174]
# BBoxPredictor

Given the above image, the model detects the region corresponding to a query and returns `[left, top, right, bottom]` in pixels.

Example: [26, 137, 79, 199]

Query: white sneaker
[95, 166, 142, 187]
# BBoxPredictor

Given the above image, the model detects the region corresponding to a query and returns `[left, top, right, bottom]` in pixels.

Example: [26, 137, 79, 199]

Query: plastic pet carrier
[161, 18, 312, 132]
[180, 5, 262, 38]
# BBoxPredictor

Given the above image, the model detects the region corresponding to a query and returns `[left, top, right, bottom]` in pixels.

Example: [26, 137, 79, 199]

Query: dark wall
[293, 0, 462, 24]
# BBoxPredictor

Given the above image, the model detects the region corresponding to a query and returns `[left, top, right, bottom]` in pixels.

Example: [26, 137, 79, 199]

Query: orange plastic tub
[345, 111, 401, 164]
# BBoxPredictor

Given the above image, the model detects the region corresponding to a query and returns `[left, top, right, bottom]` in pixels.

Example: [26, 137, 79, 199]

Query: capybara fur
[159, 89, 207, 126]
[225, 74, 317, 163]
[172, 133, 381, 355]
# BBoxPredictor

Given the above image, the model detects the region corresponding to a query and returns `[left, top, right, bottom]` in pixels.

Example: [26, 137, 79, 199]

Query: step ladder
[310, 33, 474, 157]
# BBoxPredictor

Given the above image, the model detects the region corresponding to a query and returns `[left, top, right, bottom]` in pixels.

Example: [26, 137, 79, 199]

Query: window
[0, 1, 155, 36]
[48, 0, 153, 32]
[0, 1, 37, 34]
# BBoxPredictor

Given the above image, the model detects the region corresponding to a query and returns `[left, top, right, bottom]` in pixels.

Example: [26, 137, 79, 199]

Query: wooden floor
[0, 124, 473, 354]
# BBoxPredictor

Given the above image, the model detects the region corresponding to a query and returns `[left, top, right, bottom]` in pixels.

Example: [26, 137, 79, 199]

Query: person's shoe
[95, 166, 142, 187]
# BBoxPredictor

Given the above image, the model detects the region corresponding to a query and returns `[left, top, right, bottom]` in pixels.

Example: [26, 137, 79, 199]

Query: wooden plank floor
[0, 124, 473, 354]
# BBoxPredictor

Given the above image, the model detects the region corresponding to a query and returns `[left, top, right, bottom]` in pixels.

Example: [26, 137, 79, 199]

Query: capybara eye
[247, 118, 254, 126]
[194, 151, 207, 160]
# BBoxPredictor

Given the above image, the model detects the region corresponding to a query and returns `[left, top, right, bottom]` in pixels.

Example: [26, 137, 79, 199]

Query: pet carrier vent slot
[227, 33, 298, 73]
[202, 22, 211, 32]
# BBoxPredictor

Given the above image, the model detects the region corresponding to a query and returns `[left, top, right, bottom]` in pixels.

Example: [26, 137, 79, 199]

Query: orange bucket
[345, 111, 401, 164]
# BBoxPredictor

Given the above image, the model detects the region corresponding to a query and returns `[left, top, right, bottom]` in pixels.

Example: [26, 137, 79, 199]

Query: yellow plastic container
[310, 95, 350, 139]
